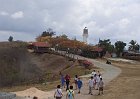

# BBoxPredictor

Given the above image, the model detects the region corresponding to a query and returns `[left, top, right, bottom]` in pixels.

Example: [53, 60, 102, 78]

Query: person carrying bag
[54, 85, 63, 99]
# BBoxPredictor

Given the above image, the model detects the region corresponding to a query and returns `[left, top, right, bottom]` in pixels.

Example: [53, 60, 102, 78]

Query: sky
[0, 0, 140, 45]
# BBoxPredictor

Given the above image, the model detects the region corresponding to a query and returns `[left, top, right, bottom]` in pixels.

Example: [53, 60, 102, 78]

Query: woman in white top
[95, 75, 101, 90]
[91, 70, 96, 77]
[88, 76, 95, 95]
[54, 85, 63, 99]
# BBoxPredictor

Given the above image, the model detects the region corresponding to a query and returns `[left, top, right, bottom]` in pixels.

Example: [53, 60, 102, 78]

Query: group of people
[54, 70, 104, 99]
[90, 70, 104, 95]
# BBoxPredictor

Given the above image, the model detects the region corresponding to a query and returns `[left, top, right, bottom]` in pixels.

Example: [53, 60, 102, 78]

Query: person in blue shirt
[60, 74, 65, 89]
[77, 77, 83, 94]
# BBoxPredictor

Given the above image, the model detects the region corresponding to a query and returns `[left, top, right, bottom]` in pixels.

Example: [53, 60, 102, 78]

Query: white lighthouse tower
[83, 27, 88, 43]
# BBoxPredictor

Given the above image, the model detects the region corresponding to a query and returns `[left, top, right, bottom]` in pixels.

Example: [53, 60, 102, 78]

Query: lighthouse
[83, 27, 88, 43]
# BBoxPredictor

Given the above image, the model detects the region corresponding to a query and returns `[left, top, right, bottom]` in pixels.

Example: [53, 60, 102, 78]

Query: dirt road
[89, 60, 140, 99]
[58, 57, 121, 99]
[15, 56, 121, 99]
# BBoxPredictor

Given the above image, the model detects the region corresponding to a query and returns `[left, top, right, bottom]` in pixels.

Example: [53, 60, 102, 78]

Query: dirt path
[58, 57, 121, 99]
[89, 60, 140, 99]
[14, 56, 121, 99]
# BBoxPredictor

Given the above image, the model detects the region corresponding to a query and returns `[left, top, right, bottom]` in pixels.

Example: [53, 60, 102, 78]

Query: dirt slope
[0, 42, 73, 87]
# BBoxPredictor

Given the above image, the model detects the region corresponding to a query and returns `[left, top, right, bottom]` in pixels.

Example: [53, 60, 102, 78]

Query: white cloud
[0, 0, 140, 44]
[11, 11, 24, 19]
[0, 11, 9, 16]
[118, 18, 130, 29]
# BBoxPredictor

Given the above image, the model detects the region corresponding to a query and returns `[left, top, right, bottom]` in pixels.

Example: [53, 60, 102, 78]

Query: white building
[83, 27, 88, 43]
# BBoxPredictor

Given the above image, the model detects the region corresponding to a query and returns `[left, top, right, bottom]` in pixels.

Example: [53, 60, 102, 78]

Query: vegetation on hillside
[0, 42, 78, 88]
[0, 46, 42, 87]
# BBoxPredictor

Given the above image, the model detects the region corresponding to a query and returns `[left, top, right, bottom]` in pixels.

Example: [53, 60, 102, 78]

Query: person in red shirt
[65, 74, 70, 91]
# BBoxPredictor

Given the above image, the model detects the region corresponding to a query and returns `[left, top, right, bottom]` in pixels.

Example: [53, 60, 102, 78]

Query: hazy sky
[0, 0, 140, 45]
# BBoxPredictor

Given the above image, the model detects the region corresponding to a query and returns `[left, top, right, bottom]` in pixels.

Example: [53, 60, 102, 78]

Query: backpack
[57, 89, 62, 97]
[68, 90, 73, 99]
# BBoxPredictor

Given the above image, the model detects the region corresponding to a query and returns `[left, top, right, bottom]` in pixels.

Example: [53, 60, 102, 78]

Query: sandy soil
[90, 61, 140, 99]
[13, 87, 54, 99]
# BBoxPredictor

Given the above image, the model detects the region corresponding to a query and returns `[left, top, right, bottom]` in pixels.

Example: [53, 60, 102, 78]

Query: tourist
[77, 77, 83, 94]
[54, 85, 63, 99]
[95, 74, 101, 90]
[98, 78, 104, 95]
[88, 76, 95, 95]
[65, 74, 71, 91]
[66, 85, 75, 99]
[91, 70, 96, 77]
[74, 75, 78, 90]
[99, 74, 102, 79]
[60, 74, 65, 89]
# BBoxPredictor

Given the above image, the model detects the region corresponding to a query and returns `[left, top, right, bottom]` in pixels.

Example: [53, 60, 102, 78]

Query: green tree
[98, 39, 114, 53]
[8, 36, 13, 42]
[108, 45, 115, 53]
[115, 41, 126, 57]
[129, 40, 140, 52]
[41, 28, 55, 37]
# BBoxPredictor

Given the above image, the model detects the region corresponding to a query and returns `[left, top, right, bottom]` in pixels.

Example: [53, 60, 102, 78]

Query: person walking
[95, 74, 101, 90]
[60, 74, 65, 89]
[91, 70, 96, 77]
[54, 85, 63, 99]
[65, 74, 70, 91]
[98, 78, 104, 95]
[66, 85, 75, 99]
[88, 76, 95, 95]
[74, 75, 78, 90]
[77, 77, 83, 94]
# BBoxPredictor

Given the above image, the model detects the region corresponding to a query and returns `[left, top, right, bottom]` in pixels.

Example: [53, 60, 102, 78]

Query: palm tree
[129, 40, 140, 52]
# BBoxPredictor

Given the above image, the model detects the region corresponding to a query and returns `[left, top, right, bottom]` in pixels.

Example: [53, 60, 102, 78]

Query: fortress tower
[83, 27, 88, 43]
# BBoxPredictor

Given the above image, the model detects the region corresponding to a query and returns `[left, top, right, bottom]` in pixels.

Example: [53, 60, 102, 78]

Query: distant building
[83, 27, 88, 43]
[122, 51, 140, 60]
[28, 42, 50, 53]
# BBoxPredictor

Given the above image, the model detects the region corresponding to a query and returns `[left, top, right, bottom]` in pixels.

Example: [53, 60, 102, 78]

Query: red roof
[32, 42, 50, 47]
